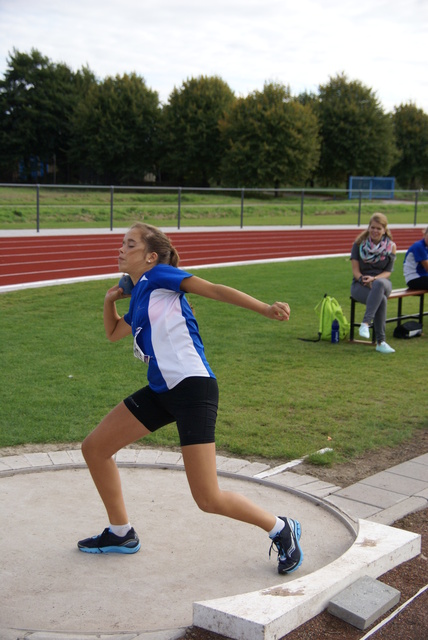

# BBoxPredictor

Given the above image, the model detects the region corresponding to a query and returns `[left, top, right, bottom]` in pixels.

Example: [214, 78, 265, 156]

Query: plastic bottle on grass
[331, 319, 339, 343]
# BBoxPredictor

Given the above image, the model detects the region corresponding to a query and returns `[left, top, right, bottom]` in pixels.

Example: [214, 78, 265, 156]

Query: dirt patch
[294, 429, 428, 487]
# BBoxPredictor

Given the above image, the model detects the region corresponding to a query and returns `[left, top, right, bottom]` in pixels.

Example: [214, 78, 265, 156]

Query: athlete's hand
[105, 284, 130, 302]
[266, 301, 290, 321]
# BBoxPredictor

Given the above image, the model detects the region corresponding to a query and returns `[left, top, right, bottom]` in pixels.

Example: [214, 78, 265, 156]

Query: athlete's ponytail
[130, 222, 180, 266]
[169, 246, 180, 267]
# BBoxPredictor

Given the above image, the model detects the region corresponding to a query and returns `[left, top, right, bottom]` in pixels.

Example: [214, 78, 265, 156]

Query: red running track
[0, 228, 423, 287]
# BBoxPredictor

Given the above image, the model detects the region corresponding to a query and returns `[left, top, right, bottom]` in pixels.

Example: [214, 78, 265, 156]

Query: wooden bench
[349, 287, 428, 343]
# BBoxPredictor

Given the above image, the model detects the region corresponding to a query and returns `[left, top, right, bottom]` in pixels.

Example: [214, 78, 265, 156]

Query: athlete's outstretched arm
[180, 275, 290, 321]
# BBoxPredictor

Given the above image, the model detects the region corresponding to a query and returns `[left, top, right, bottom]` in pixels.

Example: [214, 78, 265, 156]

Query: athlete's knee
[81, 432, 103, 463]
[192, 490, 223, 514]
[81, 435, 94, 462]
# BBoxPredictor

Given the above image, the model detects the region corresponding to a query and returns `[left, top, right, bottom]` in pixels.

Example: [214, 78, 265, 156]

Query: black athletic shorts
[123, 376, 219, 446]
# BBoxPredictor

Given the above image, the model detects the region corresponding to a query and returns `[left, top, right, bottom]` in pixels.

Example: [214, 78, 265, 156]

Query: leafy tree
[391, 103, 428, 189]
[219, 82, 320, 188]
[0, 48, 90, 182]
[160, 76, 235, 186]
[316, 73, 397, 187]
[296, 90, 318, 107]
[71, 73, 161, 184]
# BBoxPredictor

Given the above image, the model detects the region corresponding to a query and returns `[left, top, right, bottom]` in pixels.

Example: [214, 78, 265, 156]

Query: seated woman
[350, 213, 396, 354]
[403, 226, 428, 290]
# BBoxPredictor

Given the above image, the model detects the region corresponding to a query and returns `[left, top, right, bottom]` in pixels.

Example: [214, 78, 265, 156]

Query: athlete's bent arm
[104, 285, 133, 342]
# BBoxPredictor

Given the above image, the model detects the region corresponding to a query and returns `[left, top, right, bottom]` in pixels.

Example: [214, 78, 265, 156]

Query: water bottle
[331, 319, 339, 343]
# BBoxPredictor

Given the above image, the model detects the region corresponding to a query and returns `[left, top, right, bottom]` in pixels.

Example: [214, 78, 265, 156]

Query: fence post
[300, 190, 304, 227]
[240, 188, 245, 228]
[36, 184, 40, 233]
[358, 190, 362, 226]
[414, 190, 419, 226]
[110, 186, 114, 231]
[177, 187, 182, 229]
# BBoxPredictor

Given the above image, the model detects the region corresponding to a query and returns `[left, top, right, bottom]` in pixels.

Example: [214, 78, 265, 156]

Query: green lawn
[0, 254, 426, 467]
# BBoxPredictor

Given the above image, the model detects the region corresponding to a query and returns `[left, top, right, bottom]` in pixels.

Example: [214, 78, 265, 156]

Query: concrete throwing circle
[0, 465, 355, 635]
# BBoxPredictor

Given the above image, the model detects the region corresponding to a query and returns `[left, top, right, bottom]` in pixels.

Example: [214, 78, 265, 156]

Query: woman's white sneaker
[376, 341, 395, 354]
[359, 323, 371, 339]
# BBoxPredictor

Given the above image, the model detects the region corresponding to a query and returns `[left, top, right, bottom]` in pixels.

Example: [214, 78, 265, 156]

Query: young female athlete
[77, 223, 303, 575]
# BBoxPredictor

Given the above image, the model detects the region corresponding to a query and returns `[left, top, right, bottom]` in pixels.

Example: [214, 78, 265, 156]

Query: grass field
[1, 185, 427, 229]
[1, 253, 426, 466]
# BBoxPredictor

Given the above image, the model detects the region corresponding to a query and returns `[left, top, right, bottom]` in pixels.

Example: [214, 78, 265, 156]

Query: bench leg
[397, 298, 403, 327]
[350, 298, 355, 341]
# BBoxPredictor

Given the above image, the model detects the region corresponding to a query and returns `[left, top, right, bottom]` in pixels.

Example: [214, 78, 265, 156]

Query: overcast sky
[0, 0, 426, 113]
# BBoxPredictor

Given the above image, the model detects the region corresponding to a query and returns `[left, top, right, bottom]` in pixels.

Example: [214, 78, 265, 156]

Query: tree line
[1, 48, 427, 189]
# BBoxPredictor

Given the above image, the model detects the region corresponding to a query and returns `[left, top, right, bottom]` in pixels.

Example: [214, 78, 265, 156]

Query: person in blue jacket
[77, 222, 303, 575]
[403, 227, 428, 290]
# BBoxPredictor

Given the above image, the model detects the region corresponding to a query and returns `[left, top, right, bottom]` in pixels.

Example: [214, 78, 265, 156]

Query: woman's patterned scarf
[359, 235, 393, 263]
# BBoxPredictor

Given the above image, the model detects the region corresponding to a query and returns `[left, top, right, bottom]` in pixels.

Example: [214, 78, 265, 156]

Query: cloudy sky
[0, 0, 426, 112]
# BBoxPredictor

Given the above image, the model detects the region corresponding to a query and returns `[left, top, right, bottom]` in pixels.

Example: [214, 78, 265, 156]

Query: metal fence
[0, 183, 426, 232]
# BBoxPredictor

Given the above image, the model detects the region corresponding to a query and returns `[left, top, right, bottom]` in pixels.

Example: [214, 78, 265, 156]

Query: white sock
[109, 522, 131, 537]
[268, 517, 285, 539]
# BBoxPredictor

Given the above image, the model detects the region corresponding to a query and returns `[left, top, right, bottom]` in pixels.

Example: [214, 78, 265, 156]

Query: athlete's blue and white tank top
[123, 264, 215, 392]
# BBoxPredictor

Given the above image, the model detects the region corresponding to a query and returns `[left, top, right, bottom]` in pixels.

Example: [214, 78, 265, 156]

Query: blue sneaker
[269, 517, 303, 574]
[78, 527, 141, 554]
